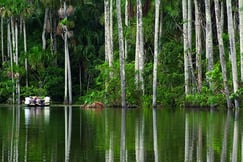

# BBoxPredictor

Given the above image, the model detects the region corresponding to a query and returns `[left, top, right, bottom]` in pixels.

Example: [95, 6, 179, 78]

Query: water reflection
[152, 108, 158, 162]
[65, 106, 72, 162]
[0, 106, 243, 161]
[120, 108, 127, 162]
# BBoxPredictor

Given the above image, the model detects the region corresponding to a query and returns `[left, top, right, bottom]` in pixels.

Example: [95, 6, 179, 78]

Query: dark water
[0, 105, 242, 161]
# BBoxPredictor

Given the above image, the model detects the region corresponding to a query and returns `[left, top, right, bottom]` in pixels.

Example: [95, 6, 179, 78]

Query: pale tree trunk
[221, 1, 224, 31]
[104, 0, 110, 62]
[1, 17, 4, 62]
[8, 21, 15, 104]
[214, 0, 232, 108]
[239, 0, 243, 81]
[152, 0, 160, 107]
[11, 17, 15, 63]
[182, 0, 189, 95]
[187, 0, 197, 92]
[15, 18, 20, 105]
[105, 0, 113, 78]
[116, 0, 126, 108]
[23, 19, 28, 88]
[125, 0, 128, 59]
[226, 0, 239, 108]
[63, 1, 72, 104]
[205, 0, 214, 88]
[42, 8, 49, 50]
[109, 0, 113, 64]
[194, 0, 202, 92]
[135, 0, 144, 94]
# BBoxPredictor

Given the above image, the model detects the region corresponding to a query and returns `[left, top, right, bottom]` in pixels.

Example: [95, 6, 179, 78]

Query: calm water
[0, 105, 242, 161]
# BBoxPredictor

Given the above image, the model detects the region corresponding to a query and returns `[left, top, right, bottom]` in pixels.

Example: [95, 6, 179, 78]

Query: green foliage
[185, 86, 226, 107]
[21, 86, 47, 98]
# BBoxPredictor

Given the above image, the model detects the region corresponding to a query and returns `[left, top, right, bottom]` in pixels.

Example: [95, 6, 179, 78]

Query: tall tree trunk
[42, 8, 49, 50]
[63, 1, 72, 104]
[239, 0, 243, 81]
[116, 0, 126, 108]
[110, 0, 113, 65]
[135, 0, 144, 94]
[11, 17, 15, 63]
[125, 0, 128, 59]
[214, 0, 232, 108]
[152, 0, 160, 107]
[226, 0, 239, 108]
[182, 0, 189, 95]
[23, 19, 28, 88]
[8, 21, 15, 104]
[194, 0, 202, 92]
[104, 0, 113, 78]
[187, 0, 197, 93]
[205, 0, 214, 88]
[15, 18, 20, 105]
[1, 17, 4, 62]
[104, 0, 110, 62]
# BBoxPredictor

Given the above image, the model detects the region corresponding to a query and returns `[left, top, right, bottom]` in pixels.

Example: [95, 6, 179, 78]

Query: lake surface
[0, 105, 242, 161]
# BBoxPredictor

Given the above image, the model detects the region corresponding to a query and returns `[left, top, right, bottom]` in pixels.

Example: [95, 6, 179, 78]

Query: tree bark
[23, 19, 28, 88]
[116, 0, 126, 108]
[63, 1, 72, 105]
[42, 8, 49, 50]
[187, 0, 197, 92]
[194, 0, 202, 92]
[1, 17, 4, 62]
[214, 0, 232, 108]
[226, 0, 239, 108]
[152, 0, 160, 107]
[8, 20, 15, 104]
[205, 0, 214, 88]
[105, 0, 113, 78]
[135, 0, 144, 94]
[125, 0, 128, 59]
[239, 0, 243, 81]
[182, 0, 189, 95]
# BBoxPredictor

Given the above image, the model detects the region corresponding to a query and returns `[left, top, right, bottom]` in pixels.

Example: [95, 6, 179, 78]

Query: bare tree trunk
[116, 0, 126, 108]
[194, 0, 202, 92]
[187, 0, 197, 92]
[42, 8, 49, 50]
[205, 0, 214, 88]
[125, 0, 128, 59]
[8, 21, 15, 104]
[23, 19, 28, 88]
[110, 0, 113, 64]
[104, 0, 110, 62]
[152, 0, 160, 107]
[135, 0, 144, 94]
[226, 0, 239, 108]
[214, 0, 232, 108]
[63, 1, 72, 105]
[182, 0, 189, 95]
[239, 0, 243, 81]
[15, 18, 20, 105]
[1, 17, 4, 62]
[105, 0, 113, 78]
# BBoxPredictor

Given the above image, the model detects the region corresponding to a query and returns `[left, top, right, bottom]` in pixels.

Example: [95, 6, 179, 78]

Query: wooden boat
[24, 96, 51, 107]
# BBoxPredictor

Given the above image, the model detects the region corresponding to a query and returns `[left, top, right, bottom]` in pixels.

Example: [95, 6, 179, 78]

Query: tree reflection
[152, 108, 158, 162]
[65, 106, 72, 162]
[136, 109, 144, 162]
[232, 109, 239, 162]
[220, 110, 230, 162]
[120, 108, 127, 162]
[10, 105, 20, 162]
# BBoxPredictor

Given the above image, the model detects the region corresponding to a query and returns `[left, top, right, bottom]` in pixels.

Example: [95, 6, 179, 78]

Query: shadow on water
[0, 105, 242, 161]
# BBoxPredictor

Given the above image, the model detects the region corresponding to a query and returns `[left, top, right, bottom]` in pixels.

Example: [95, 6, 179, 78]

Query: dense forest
[0, 0, 243, 108]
